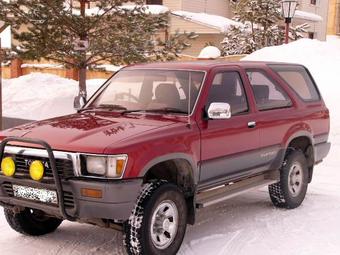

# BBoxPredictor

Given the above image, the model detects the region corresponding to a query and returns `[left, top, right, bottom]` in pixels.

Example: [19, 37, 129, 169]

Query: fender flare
[139, 153, 199, 185]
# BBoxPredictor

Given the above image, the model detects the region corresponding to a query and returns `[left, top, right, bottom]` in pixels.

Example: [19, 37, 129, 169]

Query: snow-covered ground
[1, 38, 340, 254]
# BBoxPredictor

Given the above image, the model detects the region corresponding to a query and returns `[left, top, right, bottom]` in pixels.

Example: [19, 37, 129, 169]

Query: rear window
[270, 65, 320, 101]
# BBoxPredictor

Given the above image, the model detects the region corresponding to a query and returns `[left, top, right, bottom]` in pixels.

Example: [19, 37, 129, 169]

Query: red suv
[0, 61, 330, 255]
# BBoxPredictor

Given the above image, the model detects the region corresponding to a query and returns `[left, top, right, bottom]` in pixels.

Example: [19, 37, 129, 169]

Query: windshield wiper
[122, 107, 188, 115]
[79, 104, 128, 112]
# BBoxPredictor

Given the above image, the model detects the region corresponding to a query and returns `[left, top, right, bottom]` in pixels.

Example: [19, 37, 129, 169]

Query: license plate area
[12, 184, 58, 205]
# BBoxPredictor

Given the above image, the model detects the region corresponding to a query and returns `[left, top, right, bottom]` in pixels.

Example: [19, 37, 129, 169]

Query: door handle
[248, 121, 256, 128]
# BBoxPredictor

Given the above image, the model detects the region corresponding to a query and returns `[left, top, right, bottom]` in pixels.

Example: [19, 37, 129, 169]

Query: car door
[198, 67, 260, 188]
[245, 68, 294, 171]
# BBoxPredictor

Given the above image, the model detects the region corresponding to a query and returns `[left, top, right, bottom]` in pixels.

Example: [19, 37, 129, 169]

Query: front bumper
[0, 177, 143, 221]
[0, 137, 142, 222]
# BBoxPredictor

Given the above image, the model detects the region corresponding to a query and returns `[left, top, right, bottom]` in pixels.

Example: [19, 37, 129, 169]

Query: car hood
[1, 111, 182, 153]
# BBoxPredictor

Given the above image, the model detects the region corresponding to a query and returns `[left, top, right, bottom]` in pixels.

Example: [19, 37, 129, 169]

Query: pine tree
[222, 0, 307, 56]
[0, 0, 196, 98]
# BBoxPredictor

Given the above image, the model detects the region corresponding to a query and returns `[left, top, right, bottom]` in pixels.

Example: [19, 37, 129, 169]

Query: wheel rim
[150, 200, 179, 250]
[288, 163, 303, 197]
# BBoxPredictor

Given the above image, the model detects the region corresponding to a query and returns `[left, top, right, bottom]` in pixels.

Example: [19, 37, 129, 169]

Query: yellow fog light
[1, 157, 16, 177]
[29, 160, 45, 181]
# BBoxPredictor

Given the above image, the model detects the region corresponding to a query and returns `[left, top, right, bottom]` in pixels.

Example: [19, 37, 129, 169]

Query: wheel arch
[140, 153, 199, 225]
[285, 131, 315, 182]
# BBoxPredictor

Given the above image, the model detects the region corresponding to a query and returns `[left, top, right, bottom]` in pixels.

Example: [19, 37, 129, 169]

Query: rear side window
[270, 65, 320, 101]
[246, 70, 292, 111]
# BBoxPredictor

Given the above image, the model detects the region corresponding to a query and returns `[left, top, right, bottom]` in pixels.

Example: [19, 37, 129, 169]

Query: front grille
[1, 182, 75, 209]
[64, 191, 75, 208]
[5, 154, 74, 180]
[2, 182, 13, 196]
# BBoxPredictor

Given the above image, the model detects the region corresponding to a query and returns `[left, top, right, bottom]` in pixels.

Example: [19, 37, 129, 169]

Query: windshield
[87, 69, 205, 114]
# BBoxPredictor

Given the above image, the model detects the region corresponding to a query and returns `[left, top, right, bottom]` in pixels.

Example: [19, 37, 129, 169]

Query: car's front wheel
[124, 181, 187, 255]
[4, 208, 63, 236]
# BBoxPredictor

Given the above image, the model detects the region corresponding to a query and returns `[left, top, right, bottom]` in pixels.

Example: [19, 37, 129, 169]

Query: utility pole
[0, 24, 11, 130]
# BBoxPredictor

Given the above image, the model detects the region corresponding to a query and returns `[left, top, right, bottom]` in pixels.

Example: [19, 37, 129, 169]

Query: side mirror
[74, 95, 86, 111]
[207, 102, 231, 120]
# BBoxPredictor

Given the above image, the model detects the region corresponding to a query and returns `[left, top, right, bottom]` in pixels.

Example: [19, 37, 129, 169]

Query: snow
[171, 11, 243, 33]
[198, 46, 221, 59]
[0, 26, 11, 49]
[121, 5, 169, 15]
[2, 73, 105, 120]
[94, 64, 123, 72]
[294, 10, 323, 22]
[21, 63, 64, 69]
[1, 38, 340, 254]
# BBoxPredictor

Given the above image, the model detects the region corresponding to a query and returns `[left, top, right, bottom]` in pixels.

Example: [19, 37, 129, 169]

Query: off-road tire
[124, 181, 187, 255]
[4, 208, 63, 236]
[269, 150, 309, 209]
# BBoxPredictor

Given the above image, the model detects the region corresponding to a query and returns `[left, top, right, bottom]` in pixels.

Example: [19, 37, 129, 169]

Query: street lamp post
[0, 38, 2, 130]
[281, 0, 297, 44]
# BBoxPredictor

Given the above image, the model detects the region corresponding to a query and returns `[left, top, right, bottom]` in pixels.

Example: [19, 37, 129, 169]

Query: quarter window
[247, 70, 292, 111]
[207, 71, 248, 116]
[270, 65, 321, 101]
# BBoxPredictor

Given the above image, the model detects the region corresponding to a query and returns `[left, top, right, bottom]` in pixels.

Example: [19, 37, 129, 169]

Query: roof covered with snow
[0, 26, 11, 49]
[294, 10, 323, 22]
[171, 11, 243, 33]
[71, 4, 169, 16]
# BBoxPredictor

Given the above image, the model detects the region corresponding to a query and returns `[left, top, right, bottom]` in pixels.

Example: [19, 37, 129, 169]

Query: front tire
[4, 208, 63, 236]
[124, 181, 187, 255]
[269, 150, 309, 209]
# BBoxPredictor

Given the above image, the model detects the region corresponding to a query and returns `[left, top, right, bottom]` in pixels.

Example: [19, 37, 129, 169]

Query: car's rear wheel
[124, 181, 187, 255]
[4, 208, 63, 236]
[269, 150, 309, 209]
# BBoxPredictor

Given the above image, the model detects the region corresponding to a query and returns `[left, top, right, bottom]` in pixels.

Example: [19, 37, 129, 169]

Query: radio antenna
[187, 72, 192, 128]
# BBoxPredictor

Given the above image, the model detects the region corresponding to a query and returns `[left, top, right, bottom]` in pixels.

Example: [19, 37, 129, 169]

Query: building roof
[295, 10, 323, 22]
[171, 11, 243, 33]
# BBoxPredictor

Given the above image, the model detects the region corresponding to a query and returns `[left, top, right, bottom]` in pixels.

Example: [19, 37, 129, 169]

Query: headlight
[85, 155, 127, 178]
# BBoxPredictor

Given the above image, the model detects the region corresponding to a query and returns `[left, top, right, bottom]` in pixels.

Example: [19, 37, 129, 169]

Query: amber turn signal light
[81, 188, 103, 199]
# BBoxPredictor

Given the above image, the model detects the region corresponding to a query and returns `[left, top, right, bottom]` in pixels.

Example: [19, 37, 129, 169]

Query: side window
[246, 70, 292, 111]
[270, 65, 321, 101]
[207, 71, 248, 116]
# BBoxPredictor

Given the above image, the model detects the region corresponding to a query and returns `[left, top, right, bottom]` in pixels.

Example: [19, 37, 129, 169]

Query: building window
[308, 32, 315, 39]
[146, 0, 163, 5]
[310, 0, 316, 5]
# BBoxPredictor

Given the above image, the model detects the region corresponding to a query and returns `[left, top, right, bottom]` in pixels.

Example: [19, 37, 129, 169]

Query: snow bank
[171, 11, 243, 33]
[3, 73, 105, 120]
[243, 38, 340, 138]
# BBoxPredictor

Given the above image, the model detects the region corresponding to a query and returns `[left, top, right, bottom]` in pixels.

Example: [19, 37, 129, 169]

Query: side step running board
[196, 174, 277, 209]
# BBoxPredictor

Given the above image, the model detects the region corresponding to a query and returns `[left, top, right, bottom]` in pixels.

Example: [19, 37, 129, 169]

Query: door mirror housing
[207, 102, 231, 120]
[74, 95, 86, 111]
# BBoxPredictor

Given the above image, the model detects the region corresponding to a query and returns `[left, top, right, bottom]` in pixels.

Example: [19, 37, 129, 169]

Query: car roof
[123, 60, 303, 72]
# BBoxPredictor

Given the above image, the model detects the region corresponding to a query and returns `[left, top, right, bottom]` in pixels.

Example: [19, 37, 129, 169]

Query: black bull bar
[0, 137, 76, 221]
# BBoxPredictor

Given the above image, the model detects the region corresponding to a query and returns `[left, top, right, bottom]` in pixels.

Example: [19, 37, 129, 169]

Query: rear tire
[4, 208, 63, 236]
[124, 181, 187, 255]
[269, 150, 309, 209]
